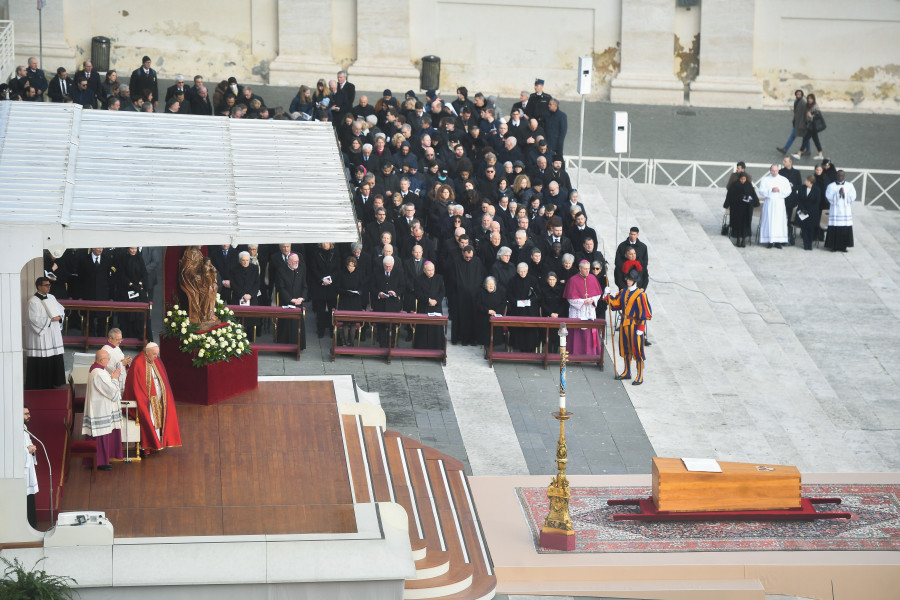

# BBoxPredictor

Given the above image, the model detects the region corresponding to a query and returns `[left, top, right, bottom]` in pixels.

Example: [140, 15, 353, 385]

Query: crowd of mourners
[16, 55, 658, 355]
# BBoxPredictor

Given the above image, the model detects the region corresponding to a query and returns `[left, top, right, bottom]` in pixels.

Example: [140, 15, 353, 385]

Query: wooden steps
[343, 415, 496, 600]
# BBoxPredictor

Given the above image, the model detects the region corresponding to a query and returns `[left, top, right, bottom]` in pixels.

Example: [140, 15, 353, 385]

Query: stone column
[0, 227, 45, 543]
[690, 0, 763, 107]
[9, 0, 75, 72]
[610, 0, 683, 105]
[268, 0, 343, 87]
[349, 0, 420, 93]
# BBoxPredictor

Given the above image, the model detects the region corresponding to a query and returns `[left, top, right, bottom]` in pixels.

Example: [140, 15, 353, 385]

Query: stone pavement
[157, 77, 900, 171]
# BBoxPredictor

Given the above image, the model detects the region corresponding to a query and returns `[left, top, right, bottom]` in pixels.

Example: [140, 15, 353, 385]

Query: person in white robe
[24, 406, 39, 528]
[101, 328, 133, 392]
[24, 277, 66, 389]
[824, 170, 857, 252]
[757, 164, 791, 248]
[82, 349, 124, 469]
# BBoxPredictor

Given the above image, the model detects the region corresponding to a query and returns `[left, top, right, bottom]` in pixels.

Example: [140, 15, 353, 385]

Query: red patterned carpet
[517, 484, 900, 553]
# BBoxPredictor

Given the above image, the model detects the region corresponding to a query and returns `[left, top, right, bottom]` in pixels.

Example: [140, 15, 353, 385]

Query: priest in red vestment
[124, 342, 182, 455]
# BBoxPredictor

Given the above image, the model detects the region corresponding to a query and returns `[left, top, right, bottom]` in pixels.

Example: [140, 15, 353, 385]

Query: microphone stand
[25, 426, 54, 527]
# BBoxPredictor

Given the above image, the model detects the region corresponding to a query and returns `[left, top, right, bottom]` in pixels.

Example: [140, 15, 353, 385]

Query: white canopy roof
[0, 102, 359, 249]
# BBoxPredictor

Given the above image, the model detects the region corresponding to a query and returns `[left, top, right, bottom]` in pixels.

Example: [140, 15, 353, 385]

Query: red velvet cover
[158, 336, 258, 406]
[24, 389, 70, 522]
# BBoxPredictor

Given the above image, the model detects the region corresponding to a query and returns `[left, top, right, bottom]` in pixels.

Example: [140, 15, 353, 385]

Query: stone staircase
[577, 173, 900, 472]
[341, 411, 496, 600]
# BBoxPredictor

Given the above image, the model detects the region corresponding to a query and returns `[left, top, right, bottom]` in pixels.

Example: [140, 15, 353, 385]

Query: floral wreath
[161, 295, 252, 367]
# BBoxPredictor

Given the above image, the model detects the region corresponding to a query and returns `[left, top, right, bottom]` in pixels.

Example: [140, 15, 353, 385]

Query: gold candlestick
[540, 323, 576, 550]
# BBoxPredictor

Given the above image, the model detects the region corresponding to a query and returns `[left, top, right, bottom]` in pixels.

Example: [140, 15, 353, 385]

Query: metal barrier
[566, 156, 900, 210]
[0, 21, 14, 83]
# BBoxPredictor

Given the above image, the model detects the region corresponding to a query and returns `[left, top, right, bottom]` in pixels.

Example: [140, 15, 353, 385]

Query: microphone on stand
[25, 425, 54, 527]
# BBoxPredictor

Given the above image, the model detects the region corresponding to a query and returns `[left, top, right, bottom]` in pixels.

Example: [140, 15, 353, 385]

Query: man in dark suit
[779, 156, 803, 246]
[268, 243, 294, 304]
[330, 70, 356, 122]
[208, 245, 240, 304]
[525, 78, 552, 126]
[190, 86, 214, 116]
[129, 56, 159, 108]
[80, 61, 102, 98]
[78, 248, 113, 335]
[165, 74, 190, 103]
[48, 67, 74, 103]
[364, 207, 397, 254]
[614, 227, 649, 281]
[26, 57, 48, 101]
[401, 245, 427, 339]
[371, 256, 404, 346]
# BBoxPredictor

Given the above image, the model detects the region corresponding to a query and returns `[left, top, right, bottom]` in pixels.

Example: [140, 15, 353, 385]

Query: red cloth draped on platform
[124, 352, 182, 452]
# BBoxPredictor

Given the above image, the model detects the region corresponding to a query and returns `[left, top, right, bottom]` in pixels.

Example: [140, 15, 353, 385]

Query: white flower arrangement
[161, 298, 253, 367]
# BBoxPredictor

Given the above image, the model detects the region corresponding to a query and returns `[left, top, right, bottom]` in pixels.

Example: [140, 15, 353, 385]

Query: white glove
[604, 287, 612, 296]
[637, 330, 643, 336]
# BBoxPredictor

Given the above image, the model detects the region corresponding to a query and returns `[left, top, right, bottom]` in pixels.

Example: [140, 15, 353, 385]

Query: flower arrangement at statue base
[162, 296, 252, 368]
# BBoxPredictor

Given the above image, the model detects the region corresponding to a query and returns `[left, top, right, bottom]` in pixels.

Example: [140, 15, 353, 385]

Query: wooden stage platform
[60, 380, 357, 538]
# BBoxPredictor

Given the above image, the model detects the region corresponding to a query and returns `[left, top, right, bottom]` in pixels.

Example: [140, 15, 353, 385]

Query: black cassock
[413, 273, 446, 350]
[506, 273, 541, 352]
[448, 256, 486, 345]
[275, 265, 308, 349]
[476, 287, 507, 347]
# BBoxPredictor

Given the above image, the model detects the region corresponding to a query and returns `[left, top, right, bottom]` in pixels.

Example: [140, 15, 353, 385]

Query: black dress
[414, 273, 446, 349]
[723, 178, 759, 240]
[335, 267, 365, 311]
[506, 273, 541, 352]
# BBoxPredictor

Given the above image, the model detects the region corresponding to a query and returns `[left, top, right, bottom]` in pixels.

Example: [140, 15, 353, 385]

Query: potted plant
[0, 556, 77, 599]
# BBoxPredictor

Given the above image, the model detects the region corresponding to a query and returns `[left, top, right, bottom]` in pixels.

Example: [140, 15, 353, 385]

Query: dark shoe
[767, 243, 774, 249]
[774, 243, 783, 249]
[632, 380, 643, 386]
[98, 465, 113, 471]
[776, 147, 786, 154]
[614, 374, 631, 381]
[644, 339, 652, 346]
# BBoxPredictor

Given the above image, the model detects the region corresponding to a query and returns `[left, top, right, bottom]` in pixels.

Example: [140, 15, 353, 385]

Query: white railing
[566, 156, 900, 210]
[0, 21, 13, 84]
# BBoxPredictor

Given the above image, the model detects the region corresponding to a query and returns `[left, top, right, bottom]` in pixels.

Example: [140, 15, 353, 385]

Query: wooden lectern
[652, 457, 801, 512]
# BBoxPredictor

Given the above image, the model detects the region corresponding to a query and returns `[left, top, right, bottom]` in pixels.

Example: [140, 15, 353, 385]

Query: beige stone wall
[754, 0, 900, 110]
[10, 0, 899, 111]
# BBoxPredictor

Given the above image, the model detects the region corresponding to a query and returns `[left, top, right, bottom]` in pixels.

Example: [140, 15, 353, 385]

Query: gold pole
[540, 323, 575, 549]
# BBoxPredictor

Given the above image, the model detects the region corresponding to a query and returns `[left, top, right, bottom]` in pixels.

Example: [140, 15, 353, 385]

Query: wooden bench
[59, 299, 151, 351]
[330, 310, 448, 364]
[487, 315, 606, 370]
[228, 304, 305, 360]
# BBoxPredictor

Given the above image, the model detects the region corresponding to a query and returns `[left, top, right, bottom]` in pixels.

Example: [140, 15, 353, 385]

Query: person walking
[797, 93, 825, 161]
[777, 90, 809, 157]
